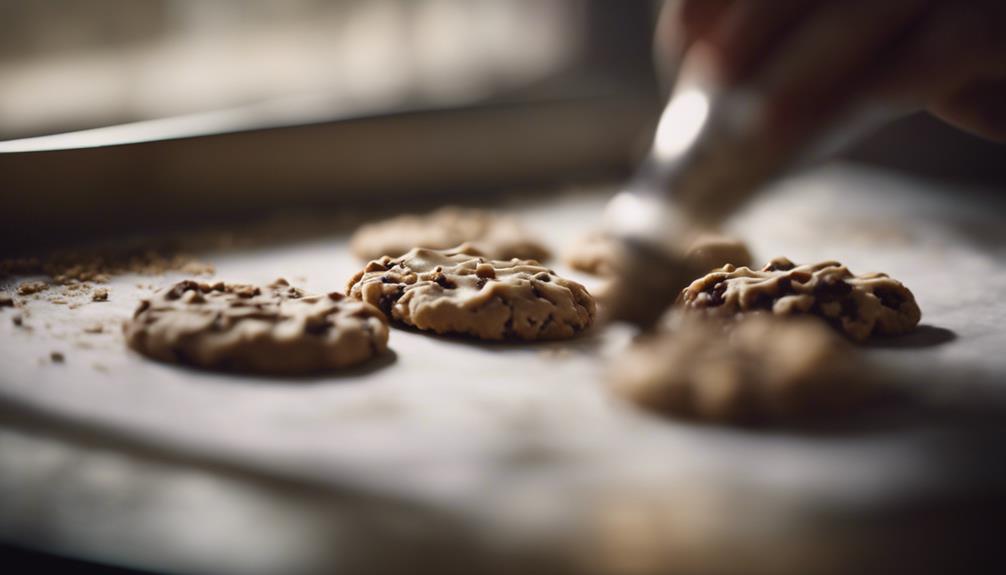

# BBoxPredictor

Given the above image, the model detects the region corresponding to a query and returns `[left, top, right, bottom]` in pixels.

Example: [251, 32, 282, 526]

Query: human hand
[657, 0, 1006, 143]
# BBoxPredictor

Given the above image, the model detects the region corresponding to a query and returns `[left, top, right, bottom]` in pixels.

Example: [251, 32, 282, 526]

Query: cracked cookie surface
[347, 246, 595, 340]
[679, 257, 921, 341]
[125, 279, 389, 374]
[350, 207, 551, 262]
[610, 315, 872, 424]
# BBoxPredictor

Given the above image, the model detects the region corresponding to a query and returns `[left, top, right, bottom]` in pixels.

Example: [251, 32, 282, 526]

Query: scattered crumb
[50, 352, 65, 363]
[92, 363, 109, 373]
[0, 293, 13, 307]
[84, 324, 104, 334]
[17, 281, 48, 295]
[92, 288, 109, 302]
[12, 314, 23, 327]
[2, 248, 214, 285]
[49, 298, 68, 305]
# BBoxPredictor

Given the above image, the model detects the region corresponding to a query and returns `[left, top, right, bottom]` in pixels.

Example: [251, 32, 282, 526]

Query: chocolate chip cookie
[125, 279, 389, 374]
[679, 258, 921, 341]
[350, 207, 551, 262]
[347, 245, 595, 340]
[610, 315, 872, 424]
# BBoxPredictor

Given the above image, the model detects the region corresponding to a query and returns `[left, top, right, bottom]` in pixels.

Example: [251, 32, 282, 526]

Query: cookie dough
[610, 315, 871, 424]
[565, 232, 752, 277]
[125, 279, 389, 374]
[347, 245, 595, 340]
[350, 207, 551, 262]
[679, 257, 921, 341]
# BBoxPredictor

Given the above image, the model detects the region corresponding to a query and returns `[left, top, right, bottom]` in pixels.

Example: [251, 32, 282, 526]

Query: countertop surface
[1, 164, 1005, 574]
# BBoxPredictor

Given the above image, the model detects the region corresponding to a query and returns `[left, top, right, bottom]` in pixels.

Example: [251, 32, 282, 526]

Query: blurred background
[1, 0, 1003, 251]
[0, 0, 652, 139]
[0, 0, 658, 251]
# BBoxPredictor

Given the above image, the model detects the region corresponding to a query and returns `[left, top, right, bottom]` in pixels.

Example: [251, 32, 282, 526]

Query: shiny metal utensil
[603, 49, 900, 328]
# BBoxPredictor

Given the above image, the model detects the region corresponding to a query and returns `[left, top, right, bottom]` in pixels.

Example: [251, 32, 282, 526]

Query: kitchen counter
[2, 164, 1005, 574]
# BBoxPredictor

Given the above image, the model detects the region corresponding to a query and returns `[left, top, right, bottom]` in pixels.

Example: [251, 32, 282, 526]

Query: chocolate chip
[304, 317, 331, 335]
[747, 292, 773, 310]
[433, 272, 457, 289]
[840, 296, 859, 317]
[873, 287, 905, 310]
[707, 282, 728, 306]
[476, 263, 496, 279]
[167, 280, 200, 300]
[815, 275, 852, 299]
[134, 300, 151, 317]
[533, 272, 551, 282]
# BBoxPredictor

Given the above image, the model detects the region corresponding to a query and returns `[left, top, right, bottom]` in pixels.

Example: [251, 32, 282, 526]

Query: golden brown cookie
[679, 258, 921, 341]
[610, 315, 872, 424]
[347, 245, 595, 341]
[125, 279, 389, 374]
[350, 207, 551, 262]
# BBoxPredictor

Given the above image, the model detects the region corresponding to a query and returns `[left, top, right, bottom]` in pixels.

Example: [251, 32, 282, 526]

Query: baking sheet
[2, 164, 1005, 573]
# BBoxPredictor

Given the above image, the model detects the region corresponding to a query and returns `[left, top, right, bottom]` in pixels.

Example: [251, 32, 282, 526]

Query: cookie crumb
[84, 324, 104, 334]
[2, 248, 212, 284]
[12, 314, 23, 327]
[92, 288, 109, 302]
[17, 281, 48, 295]
[0, 293, 13, 307]
[50, 351, 65, 363]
